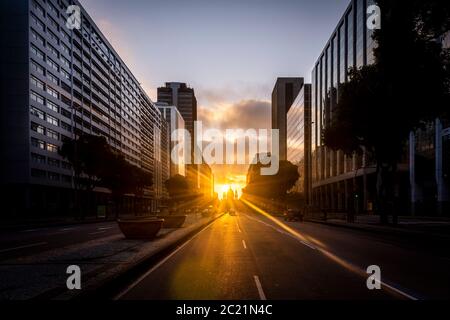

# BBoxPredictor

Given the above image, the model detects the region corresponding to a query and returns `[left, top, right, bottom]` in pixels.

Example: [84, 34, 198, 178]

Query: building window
[31, 138, 46, 150]
[31, 60, 45, 76]
[60, 29, 70, 41]
[31, 168, 47, 179]
[60, 55, 71, 68]
[48, 158, 60, 167]
[48, 29, 60, 44]
[48, 16, 59, 31]
[48, 2, 59, 17]
[30, 76, 45, 90]
[47, 43, 59, 58]
[60, 68, 70, 80]
[62, 175, 72, 184]
[46, 114, 59, 127]
[47, 72, 59, 85]
[30, 106, 45, 120]
[30, 91, 45, 105]
[46, 100, 59, 113]
[47, 143, 58, 153]
[60, 108, 71, 119]
[31, 122, 45, 135]
[46, 86, 59, 99]
[31, 12, 45, 30]
[61, 43, 70, 55]
[62, 161, 72, 170]
[31, 29, 45, 46]
[32, 0, 45, 16]
[46, 128, 59, 140]
[31, 153, 46, 164]
[31, 44, 45, 60]
[47, 58, 59, 72]
[61, 121, 72, 132]
[48, 172, 60, 181]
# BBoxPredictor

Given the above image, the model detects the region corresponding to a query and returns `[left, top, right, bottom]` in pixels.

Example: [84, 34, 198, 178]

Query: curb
[306, 218, 450, 241]
[72, 213, 225, 300]
[0, 218, 117, 232]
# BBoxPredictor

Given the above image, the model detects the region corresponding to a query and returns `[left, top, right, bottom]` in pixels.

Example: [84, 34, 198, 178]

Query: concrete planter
[157, 215, 187, 228]
[117, 218, 164, 240]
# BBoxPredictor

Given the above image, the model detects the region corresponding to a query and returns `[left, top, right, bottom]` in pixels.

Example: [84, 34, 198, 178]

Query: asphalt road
[2, 203, 449, 300]
[0, 221, 120, 261]
[117, 202, 450, 300]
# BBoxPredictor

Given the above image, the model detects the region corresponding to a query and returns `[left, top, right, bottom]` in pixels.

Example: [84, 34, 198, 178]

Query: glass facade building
[0, 0, 165, 215]
[287, 84, 312, 203]
[311, 0, 378, 213]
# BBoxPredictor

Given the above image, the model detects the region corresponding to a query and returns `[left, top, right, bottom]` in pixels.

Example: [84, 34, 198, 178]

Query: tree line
[59, 134, 153, 216]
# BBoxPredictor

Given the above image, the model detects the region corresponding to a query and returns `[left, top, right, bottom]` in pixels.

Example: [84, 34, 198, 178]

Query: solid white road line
[243, 214, 317, 250]
[89, 231, 106, 236]
[21, 229, 39, 233]
[242, 240, 247, 249]
[253, 275, 267, 300]
[114, 218, 221, 300]
[97, 226, 114, 231]
[60, 227, 76, 231]
[0, 242, 48, 254]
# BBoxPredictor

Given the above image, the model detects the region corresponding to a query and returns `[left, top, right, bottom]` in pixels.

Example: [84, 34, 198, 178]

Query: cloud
[199, 99, 271, 130]
[197, 98, 271, 186]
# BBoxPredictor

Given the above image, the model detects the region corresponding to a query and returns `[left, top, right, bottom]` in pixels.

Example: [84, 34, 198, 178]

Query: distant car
[229, 209, 237, 216]
[284, 209, 304, 222]
[202, 208, 212, 217]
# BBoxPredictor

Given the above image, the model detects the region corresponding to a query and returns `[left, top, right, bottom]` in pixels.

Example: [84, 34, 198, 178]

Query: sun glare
[216, 183, 244, 200]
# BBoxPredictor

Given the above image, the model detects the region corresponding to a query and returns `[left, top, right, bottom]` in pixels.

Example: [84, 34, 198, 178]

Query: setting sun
[216, 183, 244, 200]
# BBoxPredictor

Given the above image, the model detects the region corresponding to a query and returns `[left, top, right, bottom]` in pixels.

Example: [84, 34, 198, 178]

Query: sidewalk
[0, 216, 116, 232]
[0, 213, 223, 300]
[306, 214, 450, 240]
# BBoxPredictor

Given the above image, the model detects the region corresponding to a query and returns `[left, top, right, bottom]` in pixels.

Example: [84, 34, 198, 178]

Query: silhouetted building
[0, 0, 165, 216]
[287, 84, 312, 204]
[311, 0, 449, 215]
[311, 0, 382, 214]
[160, 119, 170, 200]
[157, 103, 186, 177]
[409, 32, 450, 215]
[272, 78, 303, 160]
[157, 82, 197, 150]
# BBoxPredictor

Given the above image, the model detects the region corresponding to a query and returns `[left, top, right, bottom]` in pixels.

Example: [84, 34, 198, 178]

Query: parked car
[284, 209, 304, 222]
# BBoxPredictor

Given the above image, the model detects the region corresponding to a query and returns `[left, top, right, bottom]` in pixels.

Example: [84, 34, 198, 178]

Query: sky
[79, 0, 350, 190]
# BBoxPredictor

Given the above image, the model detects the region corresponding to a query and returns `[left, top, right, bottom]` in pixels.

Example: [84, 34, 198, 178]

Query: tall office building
[0, 0, 165, 216]
[272, 78, 303, 161]
[311, 0, 381, 214]
[157, 82, 197, 148]
[157, 82, 202, 194]
[311, 0, 449, 215]
[156, 102, 186, 177]
[287, 84, 312, 204]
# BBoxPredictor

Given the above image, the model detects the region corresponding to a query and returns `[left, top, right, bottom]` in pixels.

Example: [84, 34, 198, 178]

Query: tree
[101, 152, 153, 217]
[61, 134, 153, 217]
[165, 174, 190, 200]
[59, 135, 111, 192]
[60, 135, 112, 217]
[243, 161, 300, 200]
[323, 0, 450, 224]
